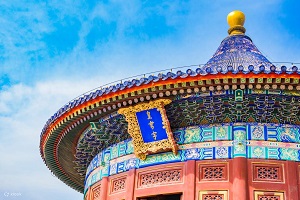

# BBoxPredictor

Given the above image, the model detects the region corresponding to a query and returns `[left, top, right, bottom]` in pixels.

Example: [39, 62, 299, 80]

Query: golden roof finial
[227, 10, 246, 35]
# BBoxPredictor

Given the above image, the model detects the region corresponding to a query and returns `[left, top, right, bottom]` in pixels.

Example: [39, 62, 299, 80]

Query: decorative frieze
[138, 169, 182, 188]
[199, 163, 228, 181]
[253, 164, 283, 182]
[111, 177, 126, 193]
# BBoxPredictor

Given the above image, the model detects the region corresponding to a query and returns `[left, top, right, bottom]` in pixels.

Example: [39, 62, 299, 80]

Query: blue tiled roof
[39, 36, 299, 137]
[40, 62, 300, 137]
[202, 35, 273, 73]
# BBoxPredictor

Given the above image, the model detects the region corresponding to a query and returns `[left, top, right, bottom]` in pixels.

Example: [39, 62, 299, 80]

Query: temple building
[40, 11, 300, 200]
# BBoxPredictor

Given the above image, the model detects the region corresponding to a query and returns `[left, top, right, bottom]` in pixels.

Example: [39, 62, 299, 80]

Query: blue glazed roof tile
[202, 35, 273, 73]
[39, 34, 300, 138]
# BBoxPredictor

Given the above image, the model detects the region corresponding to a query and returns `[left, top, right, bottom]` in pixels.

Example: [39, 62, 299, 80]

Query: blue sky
[0, 1, 299, 200]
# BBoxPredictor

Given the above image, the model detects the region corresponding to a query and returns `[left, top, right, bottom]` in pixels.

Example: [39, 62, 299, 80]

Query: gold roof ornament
[227, 10, 246, 35]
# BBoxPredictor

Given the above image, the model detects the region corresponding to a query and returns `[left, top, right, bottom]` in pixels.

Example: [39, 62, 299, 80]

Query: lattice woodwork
[257, 167, 278, 179]
[200, 164, 227, 181]
[92, 185, 101, 200]
[204, 166, 224, 179]
[202, 194, 224, 200]
[111, 177, 126, 193]
[138, 169, 182, 187]
[200, 191, 228, 200]
[253, 164, 283, 182]
[257, 195, 280, 200]
[255, 191, 284, 200]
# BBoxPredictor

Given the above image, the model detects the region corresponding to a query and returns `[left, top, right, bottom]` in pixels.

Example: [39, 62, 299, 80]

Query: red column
[287, 161, 299, 200]
[125, 169, 136, 200]
[182, 160, 195, 200]
[232, 157, 248, 200]
[99, 177, 108, 200]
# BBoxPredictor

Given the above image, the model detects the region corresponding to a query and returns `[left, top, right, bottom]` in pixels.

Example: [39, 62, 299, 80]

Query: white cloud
[0, 80, 103, 200]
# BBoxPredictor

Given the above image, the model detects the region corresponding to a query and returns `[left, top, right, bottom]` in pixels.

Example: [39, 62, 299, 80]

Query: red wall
[86, 159, 300, 200]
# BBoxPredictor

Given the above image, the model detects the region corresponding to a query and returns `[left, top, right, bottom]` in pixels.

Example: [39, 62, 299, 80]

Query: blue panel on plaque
[136, 108, 168, 143]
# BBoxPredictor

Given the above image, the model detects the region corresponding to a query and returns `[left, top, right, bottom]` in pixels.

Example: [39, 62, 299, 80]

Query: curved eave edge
[40, 70, 300, 155]
[40, 68, 300, 140]
[41, 134, 84, 193]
